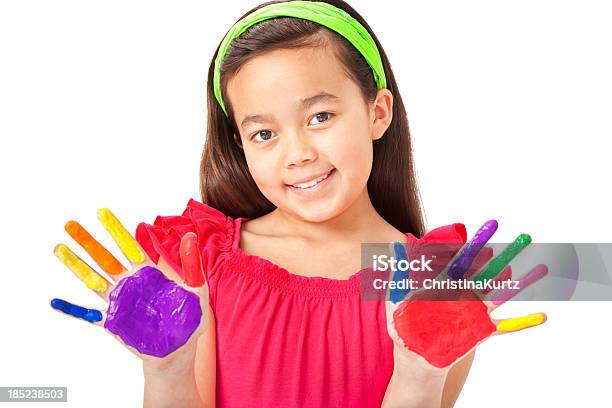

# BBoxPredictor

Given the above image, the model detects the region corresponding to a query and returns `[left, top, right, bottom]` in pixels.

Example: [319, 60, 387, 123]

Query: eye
[309, 112, 334, 126]
[251, 129, 276, 144]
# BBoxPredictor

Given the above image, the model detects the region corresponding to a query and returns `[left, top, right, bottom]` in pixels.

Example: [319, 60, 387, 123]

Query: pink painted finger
[491, 264, 549, 306]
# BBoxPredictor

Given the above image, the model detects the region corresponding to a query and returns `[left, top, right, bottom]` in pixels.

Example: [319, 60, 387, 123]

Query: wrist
[393, 343, 448, 378]
[143, 356, 193, 379]
[142, 336, 198, 373]
[383, 343, 448, 408]
[143, 356, 202, 408]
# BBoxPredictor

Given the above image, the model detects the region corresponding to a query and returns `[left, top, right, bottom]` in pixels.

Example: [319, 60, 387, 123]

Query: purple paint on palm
[447, 220, 498, 280]
[104, 266, 202, 357]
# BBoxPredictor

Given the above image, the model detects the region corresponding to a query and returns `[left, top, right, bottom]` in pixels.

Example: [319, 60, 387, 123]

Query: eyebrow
[240, 91, 340, 130]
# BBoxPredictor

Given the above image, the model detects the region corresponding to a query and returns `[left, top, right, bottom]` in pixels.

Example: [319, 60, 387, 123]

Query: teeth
[291, 170, 332, 189]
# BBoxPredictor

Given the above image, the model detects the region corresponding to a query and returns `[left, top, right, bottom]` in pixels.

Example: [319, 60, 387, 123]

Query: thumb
[179, 232, 206, 288]
[389, 240, 410, 304]
[179, 232, 210, 334]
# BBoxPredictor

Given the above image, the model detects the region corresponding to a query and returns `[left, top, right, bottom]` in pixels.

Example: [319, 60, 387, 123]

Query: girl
[51, 1, 547, 407]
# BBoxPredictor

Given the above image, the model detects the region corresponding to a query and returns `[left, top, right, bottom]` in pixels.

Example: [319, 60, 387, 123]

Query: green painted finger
[472, 233, 531, 283]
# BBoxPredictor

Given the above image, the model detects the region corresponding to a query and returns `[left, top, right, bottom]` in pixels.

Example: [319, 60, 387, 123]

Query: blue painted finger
[50, 298, 103, 323]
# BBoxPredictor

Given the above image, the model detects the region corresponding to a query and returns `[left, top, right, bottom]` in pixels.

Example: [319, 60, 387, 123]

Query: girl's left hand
[385, 220, 549, 376]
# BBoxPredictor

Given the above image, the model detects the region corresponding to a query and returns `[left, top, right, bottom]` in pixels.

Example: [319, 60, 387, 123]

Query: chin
[291, 200, 345, 223]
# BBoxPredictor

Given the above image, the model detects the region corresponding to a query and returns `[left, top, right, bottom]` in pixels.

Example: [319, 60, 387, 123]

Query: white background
[1, 0, 611, 406]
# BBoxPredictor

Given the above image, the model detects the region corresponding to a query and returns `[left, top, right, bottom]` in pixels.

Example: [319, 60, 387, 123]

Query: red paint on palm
[393, 289, 497, 368]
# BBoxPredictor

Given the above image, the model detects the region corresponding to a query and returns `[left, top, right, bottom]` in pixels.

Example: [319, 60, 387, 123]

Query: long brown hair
[200, 0, 426, 237]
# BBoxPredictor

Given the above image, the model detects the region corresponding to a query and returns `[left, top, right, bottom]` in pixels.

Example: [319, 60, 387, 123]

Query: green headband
[213, 0, 387, 116]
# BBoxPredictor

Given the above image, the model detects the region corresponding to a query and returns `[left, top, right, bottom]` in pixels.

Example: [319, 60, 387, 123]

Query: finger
[179, 232, 210, 333]
[471, 233, 532, 283]
[480, 265, 512, 295]
[464, 246, 494, 279]
[423, 225, 470, 282]
[447, 220, 498, 280]
[493, 312, 547, 334]
[180, 232, 206, 288]
[54, 243, 112, 300]
[65, 220, 127, 278]
[96, 208, 148, 266]
[388, 240, 410, 304]
[489, 264, 548, 309]
[427, 241, 466, 282]
[50, 297, 105, 326]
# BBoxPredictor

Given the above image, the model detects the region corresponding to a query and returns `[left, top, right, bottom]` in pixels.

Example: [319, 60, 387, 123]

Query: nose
[283, 131, 317, 168]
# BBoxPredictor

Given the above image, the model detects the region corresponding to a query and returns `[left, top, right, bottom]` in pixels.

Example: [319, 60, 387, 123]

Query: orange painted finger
[65, 220, 126, 276]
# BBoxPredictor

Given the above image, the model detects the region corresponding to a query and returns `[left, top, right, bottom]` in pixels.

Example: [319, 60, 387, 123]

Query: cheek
[327, 129, 373, 181]
[244, 151, 279, 189]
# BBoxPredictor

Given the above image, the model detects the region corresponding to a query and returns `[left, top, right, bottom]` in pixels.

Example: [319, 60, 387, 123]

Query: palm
[50, 208, 208, 360]
[385, 220, 548, 371]
[104, 265, 203, 357]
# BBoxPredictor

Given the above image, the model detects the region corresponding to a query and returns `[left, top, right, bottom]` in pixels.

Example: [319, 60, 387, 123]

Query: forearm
[381, 344, 448, 408]
[142, 354, 203, 408]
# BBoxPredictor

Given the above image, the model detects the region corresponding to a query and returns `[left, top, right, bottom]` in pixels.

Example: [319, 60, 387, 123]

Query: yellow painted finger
[96, 208, 145, 264]
[65, 220, 126, 275]
[54, 244, 109, 293]
[496, 313, 547, 333]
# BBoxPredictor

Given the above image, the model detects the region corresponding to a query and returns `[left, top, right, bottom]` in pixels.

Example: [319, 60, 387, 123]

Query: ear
[370, 89, 394, 141]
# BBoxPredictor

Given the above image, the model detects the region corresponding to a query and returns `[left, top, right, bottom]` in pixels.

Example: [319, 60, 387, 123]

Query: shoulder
[135, 198, 236, 277]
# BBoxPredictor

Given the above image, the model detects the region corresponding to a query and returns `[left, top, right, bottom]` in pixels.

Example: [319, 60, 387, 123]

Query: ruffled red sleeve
[135, 198, 231, 284]
[405, 223, 467, 245]
[404, 223, 468, 278]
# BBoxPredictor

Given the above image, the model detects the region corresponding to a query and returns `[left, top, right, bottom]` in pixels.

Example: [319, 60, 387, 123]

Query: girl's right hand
[50, 208, 209, 368]
[385, 220, 549, 373]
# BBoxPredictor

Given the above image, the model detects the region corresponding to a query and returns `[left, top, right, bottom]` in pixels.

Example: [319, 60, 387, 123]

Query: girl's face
[226, 44, 392, 223]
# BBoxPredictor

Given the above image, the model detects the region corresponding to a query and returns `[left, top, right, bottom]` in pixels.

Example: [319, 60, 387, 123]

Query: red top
[135, 198, 465, 407]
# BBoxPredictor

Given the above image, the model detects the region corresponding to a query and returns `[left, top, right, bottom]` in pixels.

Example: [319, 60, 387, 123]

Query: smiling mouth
[288, 168, 335, 189]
